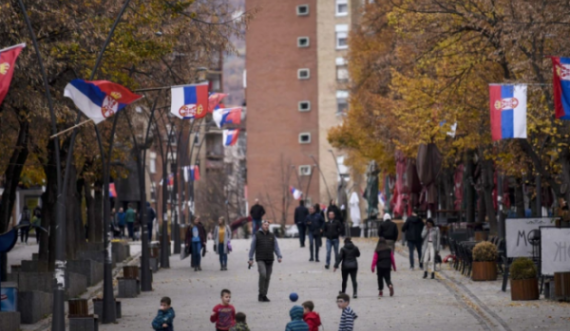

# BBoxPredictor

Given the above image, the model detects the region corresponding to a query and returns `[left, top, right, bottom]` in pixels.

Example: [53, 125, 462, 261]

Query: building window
[298, 69, 310, 80]
[336, 57, 348, 82]
[298, 101, 311, 112]
[336, 90, 349, 115]
[296, 4, 309, 16]
[297, 37, 310, 48]
[336, 24, 349, 49]
[336, 0, 348, 16]
[149, 152, 156, 174]
[299, 165, 312, 176]
[299, 133, 311, 144]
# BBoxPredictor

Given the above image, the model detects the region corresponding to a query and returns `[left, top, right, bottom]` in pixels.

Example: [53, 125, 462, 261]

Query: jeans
[326, 238, 339, 266]
[127, 222, 134, 240]
[424, 242, 435, 272]
[257, 260, 273, 296]
[407, 240, 423, 268]
[119, 225, 125, 239]
[218, 243, 228, 267]
[341, 268, 358, 294]
[297, 223, 306, 247]
[308, 232, 321, 260]
[20, 226, 30, 243]
[377, 267, 392, 290]
[252, 219, 261, 234]
[191, 241, 202, 267]
[147, 221, 153, 241]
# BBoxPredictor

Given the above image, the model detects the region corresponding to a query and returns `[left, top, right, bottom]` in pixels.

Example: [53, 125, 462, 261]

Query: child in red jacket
[302, 301, 321, 331]
[371, 237, 397, 297]
[210, 289, 236, 330]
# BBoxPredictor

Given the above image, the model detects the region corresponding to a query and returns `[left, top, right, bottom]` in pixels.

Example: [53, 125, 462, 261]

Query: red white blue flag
[213, 107, 242, 128]
[64, 79, 143, 124]
[170, 83, 209, 119]
[223, 129, 239, 146]
[0, 43, 25, 106]
[109, 183, 117, 198]
[489, 84, 527, 141]
[551, 57, 570, 119]
[209, 93, 227, 113]
[290, 187, 303, 200]
[183, 165, 200, 182]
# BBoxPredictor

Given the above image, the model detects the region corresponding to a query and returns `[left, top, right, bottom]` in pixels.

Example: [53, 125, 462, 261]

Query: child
[285, 305, 309, 331]
[152, 297, 175, 331]
[210, 289, 236, 331]
[229, 312, 250, 331]
[336, 293, 357, 331]
[371, 237, 397, 297]
[302, 301, 321, 331]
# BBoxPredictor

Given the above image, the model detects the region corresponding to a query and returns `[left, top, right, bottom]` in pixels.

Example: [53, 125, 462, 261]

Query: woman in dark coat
[334, 238, 361, 298]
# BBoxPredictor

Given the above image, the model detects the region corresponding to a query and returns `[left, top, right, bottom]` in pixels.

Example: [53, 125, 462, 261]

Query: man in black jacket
[305, 205, 324, 262]
[294, 200, 309, 247]
[401, 210, 424, 270]
[378, 213, 399, 251]
[323, 211, 343, 269]
[250, 199, 266, 234]
[248, 221, 282, 302]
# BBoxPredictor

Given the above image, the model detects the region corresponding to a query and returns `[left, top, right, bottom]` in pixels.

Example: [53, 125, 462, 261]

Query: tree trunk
[481, 158, 498, 235]
[94, 183, 104, 242]
[0, 116, 29, 280]
[464, 150, 476, 223]
[515, 177, 525, 217]
[85, 180, 96, 243]
[75, 178, 85, 251]
[66, 165, 78, 260]
[40, 140, 58, 271]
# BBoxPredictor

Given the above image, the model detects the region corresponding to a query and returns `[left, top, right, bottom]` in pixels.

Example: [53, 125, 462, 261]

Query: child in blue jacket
[152, 297, 175, 331]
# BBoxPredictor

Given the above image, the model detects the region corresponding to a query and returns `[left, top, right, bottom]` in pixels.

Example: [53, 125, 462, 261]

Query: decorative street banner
[170, 83, 209, 119]
[506, 218, 551, 258]
[551, 56, 570, 120]
[213, 107, 242, 128]
[223, 129, 239, 146]
[64, 79, 143, 124]
[0, 43, 26, 106]
[208, 92, 227, 113]
[290, 186, 303, 200]
[540, 227, 570, 276]
[489, 84, 527, 141]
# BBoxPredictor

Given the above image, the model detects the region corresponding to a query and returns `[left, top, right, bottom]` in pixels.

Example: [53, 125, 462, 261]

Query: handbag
[435, 253, 442, 264]
[227, 240, 232, 253]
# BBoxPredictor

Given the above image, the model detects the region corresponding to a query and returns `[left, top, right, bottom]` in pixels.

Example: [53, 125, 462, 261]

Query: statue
[364, 161, 380, 222]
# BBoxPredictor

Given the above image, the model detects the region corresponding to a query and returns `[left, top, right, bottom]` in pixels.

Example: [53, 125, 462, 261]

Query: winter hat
[383, 213, 391, 221]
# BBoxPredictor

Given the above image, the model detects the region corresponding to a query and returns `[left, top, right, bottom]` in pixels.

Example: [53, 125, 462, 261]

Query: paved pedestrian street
[93, 238, 569, 331]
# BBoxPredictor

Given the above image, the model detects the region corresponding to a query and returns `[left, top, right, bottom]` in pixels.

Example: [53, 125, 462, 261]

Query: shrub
[472, 241, 497, 262]
[510, 257, 537, 280]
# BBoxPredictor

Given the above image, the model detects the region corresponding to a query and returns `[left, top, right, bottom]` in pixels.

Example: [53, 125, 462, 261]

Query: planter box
[554, 272, 570, 301]
[511, 278, 539, 301]
[18, 291, 52, 324]
[93, 299, 122, 319]
[472, 261, 497, 281]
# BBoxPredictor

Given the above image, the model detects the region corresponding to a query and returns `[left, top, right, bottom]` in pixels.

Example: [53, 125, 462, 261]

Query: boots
[431, 272, 435, 279]
[423, 271, 428, 279]
[379, 291, 383, 297]
[389, 285, 394, 297]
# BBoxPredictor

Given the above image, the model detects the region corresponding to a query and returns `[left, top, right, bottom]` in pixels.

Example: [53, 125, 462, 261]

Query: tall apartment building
[245, 0, 360, 223]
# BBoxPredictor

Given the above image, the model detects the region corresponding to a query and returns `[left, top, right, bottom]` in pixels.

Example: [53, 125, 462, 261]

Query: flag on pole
[209, 93, 227, 112]
[170, 83, 209, 119]
[168, 173, 174, 186]
[551, 57, 570, 119]
[64, 79, 143, 124]
[109, 183, 117, 198]
[290, 186, 303, 200]
[183, 165, 201, 182]
[489, 84, 527, 141]
[223, 129, 240, 146]
[0, 43, 26, 106]
[213, 107, 242, 128]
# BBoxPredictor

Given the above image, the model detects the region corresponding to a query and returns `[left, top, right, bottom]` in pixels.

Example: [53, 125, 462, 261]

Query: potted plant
[472, 241, 497, 281]
[510, 257, 539, 300]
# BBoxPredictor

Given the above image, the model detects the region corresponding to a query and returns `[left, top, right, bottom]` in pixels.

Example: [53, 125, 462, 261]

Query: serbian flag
[223, 129, 239, 146]
[209, 93, 227, 112]
[64, 79, 142, 124]
[191, 165, 200, 181]
[168, 173, 174, 186]
[213, 107, 242, 128]
[489, 84, 527, 141]
[109, 183, 117, 198]
[290, 187, 303, 200]
[171, 83, 209, 119]
[551, 57, 570, 119]
[0, 43, 26, 106]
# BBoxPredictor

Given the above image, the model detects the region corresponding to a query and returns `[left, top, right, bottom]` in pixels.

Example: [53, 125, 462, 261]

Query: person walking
[305, 205, 324, 262]
[378, 213, 399, 251]
[146, 202, 157, 241]
[334, 238, 361, 298]
[116, 207, 126, 238]
[187, 218, 205, 271]
[371, 237, 397, 297]
[294, 200, 309, 248]
[323, 210, 343, 269]
[248, 220, 283, 302]
[401, 209, 424, 270]
[125, 204, 137, 240]
[421, 218, 440, 279]
[249, 199, 266, 234]
[328, 199, 345, 237]
[214, 217, 232, 271]
[32, 206, 42, 244]
[19, 206, 31, 244]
